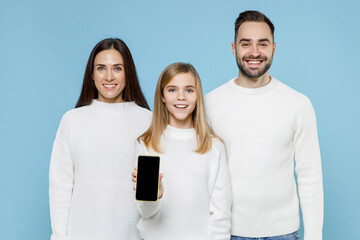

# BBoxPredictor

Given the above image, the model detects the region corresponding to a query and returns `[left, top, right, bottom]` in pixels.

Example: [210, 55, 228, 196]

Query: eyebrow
[239, 38, 271, 43]
[95, 63, 124, 66]
[165, 85, 195, 88]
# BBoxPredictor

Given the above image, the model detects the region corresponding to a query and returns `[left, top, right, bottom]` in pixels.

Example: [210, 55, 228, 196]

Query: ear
[232, 42, 236, 57]
[162, 96, 165, 103]
[273, 42, 277, 56]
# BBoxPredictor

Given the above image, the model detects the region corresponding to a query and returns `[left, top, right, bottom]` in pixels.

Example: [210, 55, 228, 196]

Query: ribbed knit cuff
[304, 228, 322, 240]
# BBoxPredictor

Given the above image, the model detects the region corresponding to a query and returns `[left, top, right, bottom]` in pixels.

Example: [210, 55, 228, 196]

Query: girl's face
[162, 72, 197, 129]
[93, 49, 126, 103]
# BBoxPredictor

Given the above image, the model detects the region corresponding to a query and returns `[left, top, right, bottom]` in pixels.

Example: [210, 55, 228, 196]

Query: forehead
[166, 72, 196, 87]
[237, 21, 273, 42]
[94, 49, 123, 63]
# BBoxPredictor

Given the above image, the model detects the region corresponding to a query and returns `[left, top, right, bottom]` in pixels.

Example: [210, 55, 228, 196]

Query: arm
[208, 142, 232, 240]
[294, 98, 323, 240]
[133, 141, 163, 218]
[49, 116, 74, 240]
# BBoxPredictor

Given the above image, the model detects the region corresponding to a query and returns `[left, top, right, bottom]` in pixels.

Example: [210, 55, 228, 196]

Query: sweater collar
[90, 99, 134, 110]
[163, 125, 196, 140]
[228, 77, 278, 95]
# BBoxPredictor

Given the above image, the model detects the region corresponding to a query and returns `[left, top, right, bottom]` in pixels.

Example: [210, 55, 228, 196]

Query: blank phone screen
[136, 155, 160, 201]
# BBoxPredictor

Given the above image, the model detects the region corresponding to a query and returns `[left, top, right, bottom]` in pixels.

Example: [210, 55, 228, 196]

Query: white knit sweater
[49, 100, 152, 240]
[205, 78, 323, 240]
[135, 125, 232, 240]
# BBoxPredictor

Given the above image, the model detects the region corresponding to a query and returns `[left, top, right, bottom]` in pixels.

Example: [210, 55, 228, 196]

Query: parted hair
[138, 62, 217, 154]
[75, 38, 149, 109]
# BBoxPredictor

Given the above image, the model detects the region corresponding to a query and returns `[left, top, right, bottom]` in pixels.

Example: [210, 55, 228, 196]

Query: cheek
[189, 95, 197, 106]
[162, 92, 174, 104]
[188, 95, 197, 108]
[93, 77, 101, 89]
[117, 72, 126, 82]
[93, 72, 103, 84]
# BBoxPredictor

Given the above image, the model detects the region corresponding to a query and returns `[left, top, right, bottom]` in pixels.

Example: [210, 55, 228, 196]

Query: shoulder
[135, 138, 155, 155]
[60, 105, 91, 124]
[205, 79, 234, 118]
[272, 78, 315, 116]
[135, 138, 146, 151]
[127, 102, 153, 118]
[273, 78, 312, 105]
[205, 79, 233, 102]
[210, 137, 226, 155]
[54, 106, 89, 141]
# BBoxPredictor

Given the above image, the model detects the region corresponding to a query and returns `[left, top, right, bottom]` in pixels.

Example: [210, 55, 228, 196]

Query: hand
[132, 167, 164, 199]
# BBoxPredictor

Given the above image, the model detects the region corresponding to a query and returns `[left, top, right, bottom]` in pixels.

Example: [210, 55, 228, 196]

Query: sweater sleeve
[134, 140, 163, 218]
[293, 98, 323, 240]
[208, 142, 232, 240]
[49, 115, 74, 240]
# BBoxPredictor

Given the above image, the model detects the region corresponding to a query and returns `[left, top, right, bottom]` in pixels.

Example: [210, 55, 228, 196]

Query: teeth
[104, 85, 116, 88]
[248, 61, 260, 64]
[175, 105, 187, 108]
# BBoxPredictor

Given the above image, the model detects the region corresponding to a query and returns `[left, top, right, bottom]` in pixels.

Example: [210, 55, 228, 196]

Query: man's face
[232, 21, 276, 79]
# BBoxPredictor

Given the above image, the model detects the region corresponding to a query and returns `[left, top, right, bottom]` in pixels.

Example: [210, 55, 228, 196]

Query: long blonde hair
[139, 62, 217, 154]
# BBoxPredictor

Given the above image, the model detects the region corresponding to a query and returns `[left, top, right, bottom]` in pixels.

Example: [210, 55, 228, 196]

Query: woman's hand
[132, 168, 164, 199]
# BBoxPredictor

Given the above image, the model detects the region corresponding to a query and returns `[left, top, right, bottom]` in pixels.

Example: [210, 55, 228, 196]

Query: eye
[114, 67, 122, 71]
[97, 67, 105, 71]
[186, 89, 194, 93]
[260, 43, 268, 47]
[168, 88, 175, 92]
[242, 43, 250, 47]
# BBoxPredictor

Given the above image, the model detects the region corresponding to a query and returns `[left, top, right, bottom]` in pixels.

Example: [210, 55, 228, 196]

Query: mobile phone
[135, 155, 160, 201]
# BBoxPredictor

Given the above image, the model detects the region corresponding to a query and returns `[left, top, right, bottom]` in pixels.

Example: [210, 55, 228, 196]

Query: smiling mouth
[103, 84, 117, 89]
[175, 104, 188, 109]
[245, 60, 264, 65]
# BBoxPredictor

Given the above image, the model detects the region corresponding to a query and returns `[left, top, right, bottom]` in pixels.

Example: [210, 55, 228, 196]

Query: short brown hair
[234, 10, 275, 42]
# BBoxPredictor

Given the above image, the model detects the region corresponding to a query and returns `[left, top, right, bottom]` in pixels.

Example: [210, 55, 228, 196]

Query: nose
[105, 70, 114, 82]
[249, 45, 260, 57]
[177, 90, 186, 100]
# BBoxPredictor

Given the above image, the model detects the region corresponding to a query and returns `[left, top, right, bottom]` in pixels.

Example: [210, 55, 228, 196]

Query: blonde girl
[132, 62, 231, 239]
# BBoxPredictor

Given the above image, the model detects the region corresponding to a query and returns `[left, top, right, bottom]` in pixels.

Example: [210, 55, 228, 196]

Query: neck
[168, 119, 193, 129]
[97, 95, 125, 103]
[235, 72, 271, 88]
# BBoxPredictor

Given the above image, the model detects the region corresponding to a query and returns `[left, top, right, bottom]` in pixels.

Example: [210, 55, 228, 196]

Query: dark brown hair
[75, 38, 149, 109]
[234, 10, 275, 42]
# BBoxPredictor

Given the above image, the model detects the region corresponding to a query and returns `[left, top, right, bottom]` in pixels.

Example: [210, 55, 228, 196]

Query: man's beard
[236, 54, 273, 79]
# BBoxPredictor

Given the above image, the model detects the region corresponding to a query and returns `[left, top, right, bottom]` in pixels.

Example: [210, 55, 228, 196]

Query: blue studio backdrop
[0, 0, 359, 239]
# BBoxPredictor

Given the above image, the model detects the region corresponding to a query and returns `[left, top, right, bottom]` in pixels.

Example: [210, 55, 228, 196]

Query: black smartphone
[135, 155, 160, 201]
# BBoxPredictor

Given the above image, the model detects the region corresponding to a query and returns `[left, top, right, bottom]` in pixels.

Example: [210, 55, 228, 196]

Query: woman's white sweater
[49, 100, 152, 240]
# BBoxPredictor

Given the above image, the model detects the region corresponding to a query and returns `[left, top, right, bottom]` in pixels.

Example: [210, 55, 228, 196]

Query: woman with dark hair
[49, 38, 152, 240]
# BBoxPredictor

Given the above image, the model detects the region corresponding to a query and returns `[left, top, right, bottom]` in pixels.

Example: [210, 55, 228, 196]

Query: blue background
[1, 0, 359, 239]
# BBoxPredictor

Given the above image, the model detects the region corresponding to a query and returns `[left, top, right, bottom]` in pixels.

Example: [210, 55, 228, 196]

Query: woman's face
[93, 49, 126, 103]
[162, 72, 197, 129]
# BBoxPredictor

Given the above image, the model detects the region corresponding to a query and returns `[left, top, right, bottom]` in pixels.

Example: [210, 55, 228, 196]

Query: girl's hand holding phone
[132, 168, 164, 199]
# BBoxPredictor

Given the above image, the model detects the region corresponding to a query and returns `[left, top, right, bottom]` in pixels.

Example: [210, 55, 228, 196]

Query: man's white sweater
[205, 78, 323, 239]
[135, 125, 232, 240]
[49, 100, 152, 240]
